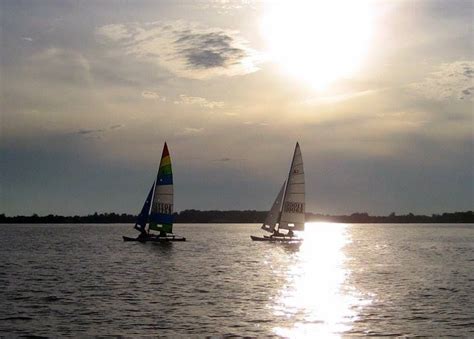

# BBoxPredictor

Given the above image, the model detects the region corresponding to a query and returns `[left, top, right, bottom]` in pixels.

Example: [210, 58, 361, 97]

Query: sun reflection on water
[272, 223, 367, 338]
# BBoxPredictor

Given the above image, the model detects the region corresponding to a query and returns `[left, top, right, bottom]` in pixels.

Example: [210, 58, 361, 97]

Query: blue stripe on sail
[149, 212, 174, 224]
[157, 174, 173, 185]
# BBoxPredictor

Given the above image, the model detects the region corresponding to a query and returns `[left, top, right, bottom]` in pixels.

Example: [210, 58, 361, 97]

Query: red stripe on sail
[162, 142, 170, 158]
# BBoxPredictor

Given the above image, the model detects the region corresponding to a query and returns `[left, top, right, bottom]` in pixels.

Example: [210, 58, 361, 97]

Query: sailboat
[123, 142, 186, 242]
[251, 142, 305, 242]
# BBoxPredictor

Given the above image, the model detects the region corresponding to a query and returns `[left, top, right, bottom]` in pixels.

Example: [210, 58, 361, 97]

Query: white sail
[261, 181, 286, 233]
[279, 142, 305, 231]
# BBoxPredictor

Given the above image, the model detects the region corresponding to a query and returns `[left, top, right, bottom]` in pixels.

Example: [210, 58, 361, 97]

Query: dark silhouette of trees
[0, 210, 472, 224]
[305, 210, 473, 223]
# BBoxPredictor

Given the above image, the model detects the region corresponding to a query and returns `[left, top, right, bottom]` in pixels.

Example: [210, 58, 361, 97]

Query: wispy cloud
[77, 128, 105, 135]
[27, 48, 93, 86]
[174, 94, 224, 108]
[109, 124, 124, 130]
[302, 88, 382, 105]
[75, 124, 124, 137]
[97, 20, 260, 79]
[141, 90, 165, 100]
[461, 86, 474, 97]
[176, 127, 204, 136]
[409, 60, 474, 101]
[21, 37, 33, 42]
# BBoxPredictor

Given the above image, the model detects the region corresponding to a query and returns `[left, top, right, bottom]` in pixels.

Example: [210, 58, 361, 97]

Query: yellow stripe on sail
[160, 155, 171, 167]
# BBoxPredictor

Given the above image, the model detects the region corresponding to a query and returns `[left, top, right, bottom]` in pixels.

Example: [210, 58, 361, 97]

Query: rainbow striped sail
[149, 142, 174, 234]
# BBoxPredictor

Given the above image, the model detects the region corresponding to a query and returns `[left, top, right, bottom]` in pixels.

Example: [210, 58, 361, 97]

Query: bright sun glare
[273, 223, 371, 337]
[261, 0, 373, 89]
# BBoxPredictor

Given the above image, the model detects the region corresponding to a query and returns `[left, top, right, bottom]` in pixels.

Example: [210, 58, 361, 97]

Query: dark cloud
[462, 65, 473, 78]
[76, 124, 123, 136]
[185, 49, 226, 68]
[212, 157, 246, 162]
[460, 86, 474, 99]
[77, 128, 105, 135]
[175, 31, 246, 69]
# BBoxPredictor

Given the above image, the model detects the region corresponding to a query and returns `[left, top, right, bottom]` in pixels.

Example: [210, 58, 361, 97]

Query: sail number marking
[284, 202, 304, 213]
[156, 202, 173, 214]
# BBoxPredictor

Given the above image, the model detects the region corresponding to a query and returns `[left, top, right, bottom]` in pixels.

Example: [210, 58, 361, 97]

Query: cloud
[97, 21, 260, 79]
[21, 37, 33, 42]
[175, 31, 244, 69]
[194, 0, 254, 11]
[141, 90, 164, 100]
[176, 127, 204, 136]
[211, 157, 245, 162]
[97, 24, 130, 41]
[409, 60, 474, 101]
[109, 124, 124, 130]
[302, 89, 382, 105]
[28, 48, 93, 86]
[224, 112, 238, 116]
[460, 86, 474, 97]
[77, 128, 105, 135]
[174, 94, 224, 108]
[75, 124, 123, 136]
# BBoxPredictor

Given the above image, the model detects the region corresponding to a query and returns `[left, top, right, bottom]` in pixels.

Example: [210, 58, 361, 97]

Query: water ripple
[0, 223, 473, 337]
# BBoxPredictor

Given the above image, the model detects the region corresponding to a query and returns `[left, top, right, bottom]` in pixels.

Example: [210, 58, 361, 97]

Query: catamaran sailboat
[251, 142, 305, 242]
[123, 142, 186, 242]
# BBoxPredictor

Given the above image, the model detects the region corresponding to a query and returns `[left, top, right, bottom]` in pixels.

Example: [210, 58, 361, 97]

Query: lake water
[1, 223, 473, 337]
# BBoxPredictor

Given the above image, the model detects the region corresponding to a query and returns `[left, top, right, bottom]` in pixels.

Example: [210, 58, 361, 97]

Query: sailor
[288, 229, 294, 237]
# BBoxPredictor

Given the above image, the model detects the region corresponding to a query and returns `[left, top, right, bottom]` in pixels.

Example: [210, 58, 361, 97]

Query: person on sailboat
[287, 229, 294, 238]
[271, 229, 282, 237]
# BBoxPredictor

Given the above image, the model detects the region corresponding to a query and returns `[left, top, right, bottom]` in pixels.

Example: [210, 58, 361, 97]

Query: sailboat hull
[123, 236, 141, 242]
[122, 235, 186, 242]
[250, 235, 303, 242]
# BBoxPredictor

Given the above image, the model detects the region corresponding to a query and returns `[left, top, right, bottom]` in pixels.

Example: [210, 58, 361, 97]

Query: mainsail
[149, 142, 174, 234]
[278, 142, 305, 231]
[261, 181, 286, 233]
[134, 183, 154, 233]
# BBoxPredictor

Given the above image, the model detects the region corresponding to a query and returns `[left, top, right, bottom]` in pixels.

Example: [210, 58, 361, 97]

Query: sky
[1, 0, 473, 216]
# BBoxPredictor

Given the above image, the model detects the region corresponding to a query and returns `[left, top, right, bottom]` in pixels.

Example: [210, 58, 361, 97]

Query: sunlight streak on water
[273, 223, 369, 337]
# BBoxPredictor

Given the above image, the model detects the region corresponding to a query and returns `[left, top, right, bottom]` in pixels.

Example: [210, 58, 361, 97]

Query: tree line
[0, 210, 472, 224]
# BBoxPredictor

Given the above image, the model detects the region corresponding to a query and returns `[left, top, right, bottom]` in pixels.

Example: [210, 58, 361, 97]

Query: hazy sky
[1, 0, 473, 216]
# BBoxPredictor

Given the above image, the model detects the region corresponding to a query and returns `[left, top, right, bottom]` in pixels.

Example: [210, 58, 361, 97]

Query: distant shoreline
[1, 210, 472, 224]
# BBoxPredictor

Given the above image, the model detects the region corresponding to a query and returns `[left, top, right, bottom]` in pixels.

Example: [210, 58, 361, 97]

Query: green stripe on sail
[162, 223, 172, 233]
[149, 222, 173, 233]
[159, 164, 172, 175]
[149, 222, 160, 231]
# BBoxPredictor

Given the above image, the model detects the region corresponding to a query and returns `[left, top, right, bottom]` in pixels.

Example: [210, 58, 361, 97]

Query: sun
[261, 0, 374, 90]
